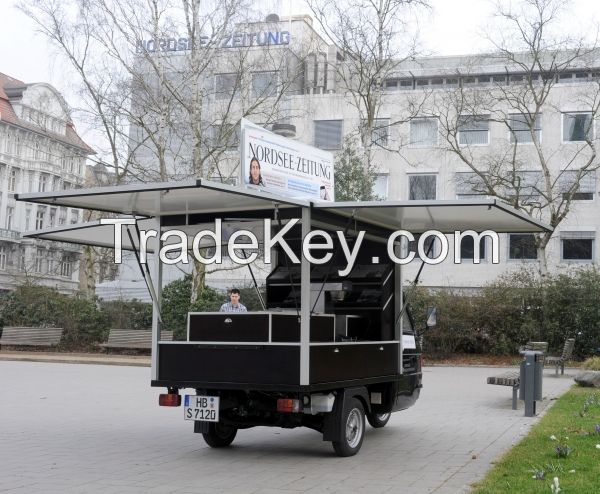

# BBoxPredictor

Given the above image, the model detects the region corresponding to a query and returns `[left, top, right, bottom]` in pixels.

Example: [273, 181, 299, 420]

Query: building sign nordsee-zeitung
[136, 31, 291, 53]
[241, 119, 335, 201]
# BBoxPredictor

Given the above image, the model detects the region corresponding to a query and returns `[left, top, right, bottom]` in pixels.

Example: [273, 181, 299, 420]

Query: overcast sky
[1, 0, 599, 144]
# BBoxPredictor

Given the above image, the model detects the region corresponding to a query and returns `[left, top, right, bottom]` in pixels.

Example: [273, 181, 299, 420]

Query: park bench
[100, 329, 174, 351]
[0, 326, 63, 349]
[545, 338, 575, 376]
[487, 371, 520, 410]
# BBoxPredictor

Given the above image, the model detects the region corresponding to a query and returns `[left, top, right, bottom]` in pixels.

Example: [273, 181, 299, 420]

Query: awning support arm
[127, 225, 163, 324]
[394, 237, 435, 330]
[241, 249, 266, 310]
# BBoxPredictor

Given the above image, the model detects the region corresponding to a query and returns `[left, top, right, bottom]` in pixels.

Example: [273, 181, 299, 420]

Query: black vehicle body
[16, 179, 550, 455]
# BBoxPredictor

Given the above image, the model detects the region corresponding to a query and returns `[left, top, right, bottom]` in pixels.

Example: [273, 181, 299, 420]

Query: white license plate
[183, 395, 220, 422]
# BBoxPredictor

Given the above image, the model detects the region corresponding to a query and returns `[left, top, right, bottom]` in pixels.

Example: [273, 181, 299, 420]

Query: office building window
[8, 168, 18, 192]
[455, 172, 487, 199]
[373, 174, 389, 199]
[409, 118, 438, 146]
[458, 115, 489, 145]
[509, 113, 542, 143]
[252, 71, 277, 98]
[509, 234, 537, 260]
[209, 124, 240, 150]
[314, 120, 343, 150]
[4, 133, 12, 154]
[403, 234, 440, 261]
[559, 170, 595, 200]
[361, 118, 390, 147]
[369, 118, 390, 147]
[402, 235, 441, 260]
[510, 171, 543, 200]
[25, 208, 31, 231]
[561, 232, 594, 261]
[38, 173, 49, 192]
[409, 174, 436, 200]
[459, 236, 486, 261]
[34, 248, 44, 273]
[385, 79, 413, 90]
[35, 208, 45, 229]
[18, 250, 26, 272]
[0, 245, 6, 270]
[61, 257, 73, 277]
[5, 207, 14, 230]
[563, 112, 593, 141]
[215, 73, 238, 100]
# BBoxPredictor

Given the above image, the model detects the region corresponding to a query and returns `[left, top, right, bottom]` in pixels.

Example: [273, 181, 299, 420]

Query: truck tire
[202, 422, 237, 448]
[332, 397, 365, 457]
[366, 412, 390, 428]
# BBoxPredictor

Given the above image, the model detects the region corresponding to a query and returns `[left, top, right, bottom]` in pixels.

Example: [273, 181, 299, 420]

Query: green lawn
[472, 386, 600, 494]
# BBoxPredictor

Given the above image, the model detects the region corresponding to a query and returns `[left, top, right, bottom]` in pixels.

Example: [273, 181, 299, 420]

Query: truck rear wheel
[202, 422, 237, 448]
[366, 412, 390, 428]
[332, 397, 365, 457]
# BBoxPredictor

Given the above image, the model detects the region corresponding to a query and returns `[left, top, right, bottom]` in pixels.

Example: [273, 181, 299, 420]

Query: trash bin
[519, 350, 544, 417]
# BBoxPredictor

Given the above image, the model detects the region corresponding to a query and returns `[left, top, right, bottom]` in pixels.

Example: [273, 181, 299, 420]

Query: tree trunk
[79, 245, 96, 298]
[191, 257, 206, 303]
[537, 246, 549, 278]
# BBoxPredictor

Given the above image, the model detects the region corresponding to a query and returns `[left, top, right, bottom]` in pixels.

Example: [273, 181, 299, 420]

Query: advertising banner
[240, 119, 335, 201]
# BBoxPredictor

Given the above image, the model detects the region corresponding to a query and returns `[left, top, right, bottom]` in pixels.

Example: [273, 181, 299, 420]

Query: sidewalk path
[0, 359, 575, 493]
[0, 350, 150, 366]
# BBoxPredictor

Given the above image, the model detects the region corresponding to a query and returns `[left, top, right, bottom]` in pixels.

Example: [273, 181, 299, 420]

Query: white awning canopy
[313, 199, 551, 234]
[17, 180, 551, 250]
[15, 179, 309, 217]
[24, 218, 156, 251]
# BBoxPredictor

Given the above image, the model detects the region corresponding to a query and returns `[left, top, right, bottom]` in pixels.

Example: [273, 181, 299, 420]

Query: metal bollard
[519, 350, 544, 417]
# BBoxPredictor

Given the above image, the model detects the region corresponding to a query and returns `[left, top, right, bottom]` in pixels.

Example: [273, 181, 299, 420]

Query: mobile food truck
[16, 180, 549, 456]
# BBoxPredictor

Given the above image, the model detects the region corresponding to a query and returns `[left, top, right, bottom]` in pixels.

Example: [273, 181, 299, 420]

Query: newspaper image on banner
[240, 119, 335, 201]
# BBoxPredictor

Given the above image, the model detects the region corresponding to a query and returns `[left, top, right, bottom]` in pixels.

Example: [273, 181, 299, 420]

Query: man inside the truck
[219, 288, 247, 312]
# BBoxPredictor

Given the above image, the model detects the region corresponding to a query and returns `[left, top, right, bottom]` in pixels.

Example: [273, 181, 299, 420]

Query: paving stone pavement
[0, 361, 574, 494]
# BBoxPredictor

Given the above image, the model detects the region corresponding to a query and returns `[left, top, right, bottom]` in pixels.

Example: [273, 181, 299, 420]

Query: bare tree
[19, 0, 314, 299]
[307, 0, 429, 175]
[424, 0, 600, 274]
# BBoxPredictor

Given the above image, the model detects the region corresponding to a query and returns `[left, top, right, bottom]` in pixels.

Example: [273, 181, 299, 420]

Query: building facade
[293, 52, 600, 288]
[0, 72, 93, 292]
[129, 15, 600, 289]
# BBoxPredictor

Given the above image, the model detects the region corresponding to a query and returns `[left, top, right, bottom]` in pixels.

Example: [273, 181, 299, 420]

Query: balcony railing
[0, 229, 20, 240]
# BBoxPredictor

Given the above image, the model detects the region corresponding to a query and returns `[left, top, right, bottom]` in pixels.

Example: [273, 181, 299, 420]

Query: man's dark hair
[230, 288, 241, 295]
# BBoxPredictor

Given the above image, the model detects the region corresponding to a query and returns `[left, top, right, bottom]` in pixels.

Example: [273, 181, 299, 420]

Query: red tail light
[277, 398, 300, 413]
[159, 393, 182, 407]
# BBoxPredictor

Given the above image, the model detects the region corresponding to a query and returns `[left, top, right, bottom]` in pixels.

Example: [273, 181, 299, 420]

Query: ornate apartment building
[0, 72, 93, 292]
